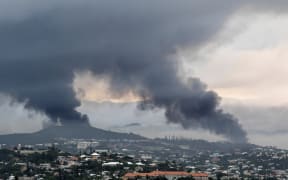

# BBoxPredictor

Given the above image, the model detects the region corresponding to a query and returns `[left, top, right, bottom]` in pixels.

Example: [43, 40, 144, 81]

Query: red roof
[124, 172, 147, 177]
[123, 171, 208, 178]
[151, 171, 191, 176]
[191, 173, 209, 177]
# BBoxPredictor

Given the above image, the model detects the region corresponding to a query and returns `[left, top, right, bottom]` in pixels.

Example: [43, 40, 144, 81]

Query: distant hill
[155, 138, 258, 153]
[0, 124, 259, 153]
[0, 124, 145, 145]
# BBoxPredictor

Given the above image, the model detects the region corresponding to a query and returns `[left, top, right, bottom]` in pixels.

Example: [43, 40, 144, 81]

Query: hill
[0, 124, 145, 145]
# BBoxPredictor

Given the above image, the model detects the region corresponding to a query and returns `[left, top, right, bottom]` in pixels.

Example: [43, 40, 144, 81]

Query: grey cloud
[223, 103, 288, 134]
[2, 0, 287, 142]
[124, 123, 142, 128]
[0, 95, 45, 134]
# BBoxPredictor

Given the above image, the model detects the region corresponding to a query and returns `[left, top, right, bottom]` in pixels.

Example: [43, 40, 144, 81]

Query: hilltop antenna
[55, 118, 62, 127]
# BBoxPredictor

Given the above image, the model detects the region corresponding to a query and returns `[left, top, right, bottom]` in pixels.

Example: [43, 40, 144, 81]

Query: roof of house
[191, 173, 209, 177]
[123, 171, 208, 178]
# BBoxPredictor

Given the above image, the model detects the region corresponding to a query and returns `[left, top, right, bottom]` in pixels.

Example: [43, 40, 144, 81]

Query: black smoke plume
[0, 0, 254, 142]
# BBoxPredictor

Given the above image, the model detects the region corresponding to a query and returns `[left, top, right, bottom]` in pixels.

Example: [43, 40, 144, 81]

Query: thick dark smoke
[3, 0, 286, 142]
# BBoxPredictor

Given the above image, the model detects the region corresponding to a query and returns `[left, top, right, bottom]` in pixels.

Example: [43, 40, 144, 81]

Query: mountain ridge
[0, 125, 145, 145]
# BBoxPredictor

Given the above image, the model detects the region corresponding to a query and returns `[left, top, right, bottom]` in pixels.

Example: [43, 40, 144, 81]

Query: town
[0, 138, 287, 179]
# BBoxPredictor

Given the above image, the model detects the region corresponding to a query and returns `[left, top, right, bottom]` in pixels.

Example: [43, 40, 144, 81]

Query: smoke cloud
[2, 0, 286, 142]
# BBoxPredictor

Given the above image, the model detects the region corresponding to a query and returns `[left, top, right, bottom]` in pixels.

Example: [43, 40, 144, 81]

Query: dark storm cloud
[2, 0, 286, 142]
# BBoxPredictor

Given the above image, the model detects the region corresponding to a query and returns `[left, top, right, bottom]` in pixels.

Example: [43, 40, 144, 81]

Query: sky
[1, 1, 288, 148]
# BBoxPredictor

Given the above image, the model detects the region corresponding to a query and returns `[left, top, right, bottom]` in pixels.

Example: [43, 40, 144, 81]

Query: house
[123, 171, 208, 180]
[191, 173, 209, 180]
[102, 162, 122, 167]
[91, 152, 100, 160]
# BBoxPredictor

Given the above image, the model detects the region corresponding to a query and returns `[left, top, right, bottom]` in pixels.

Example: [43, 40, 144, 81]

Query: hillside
[0, 124, 145, 144]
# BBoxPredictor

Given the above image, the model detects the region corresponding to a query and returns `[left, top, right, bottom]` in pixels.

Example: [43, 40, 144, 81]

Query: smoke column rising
[0, 0, 257, 142]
